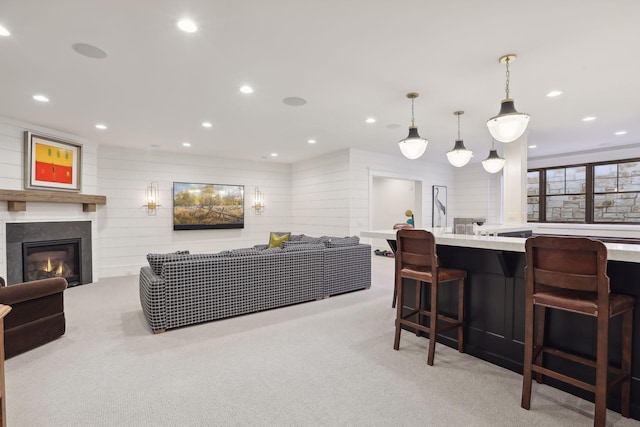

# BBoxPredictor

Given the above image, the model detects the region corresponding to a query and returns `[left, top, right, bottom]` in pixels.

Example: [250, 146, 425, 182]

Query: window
[593, 161, 640, 223]
[527, 171, 540, 221]
[528, 158, 640, 224]
[545, 166, 586, 222]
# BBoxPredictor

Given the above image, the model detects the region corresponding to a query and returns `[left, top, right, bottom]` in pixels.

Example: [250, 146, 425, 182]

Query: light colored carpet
[5, 255, 639, 426]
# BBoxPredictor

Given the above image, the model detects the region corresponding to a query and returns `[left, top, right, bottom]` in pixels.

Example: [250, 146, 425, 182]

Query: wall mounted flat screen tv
[173, 182, 245, 230]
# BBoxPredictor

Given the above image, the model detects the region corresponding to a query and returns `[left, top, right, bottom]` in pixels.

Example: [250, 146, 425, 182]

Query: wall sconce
[143, 182, 161, 215]
[253, 187, 265, 214]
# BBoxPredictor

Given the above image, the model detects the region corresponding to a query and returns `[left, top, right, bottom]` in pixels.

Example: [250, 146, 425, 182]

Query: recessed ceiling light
[614, 130, 627, 136]
[177, 19, 197, 33]
[270, 153, 278, 157]
[528, 144, 537, 149]
[202, 121, 212, 128]
[33, 94, 49, 102]
[365, 117, 376, 124]
[546, 90, 562, 97]
[0, 25, 10, 36]
[307, 139, 316, 144]
[182, 142, 191, 147]
[582, 116, 596, 122]
[95, 124, 107, 130]
[239, 85, 254, 94]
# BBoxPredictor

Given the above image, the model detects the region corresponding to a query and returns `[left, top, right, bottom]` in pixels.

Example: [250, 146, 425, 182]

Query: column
[502, 134, 528, 225]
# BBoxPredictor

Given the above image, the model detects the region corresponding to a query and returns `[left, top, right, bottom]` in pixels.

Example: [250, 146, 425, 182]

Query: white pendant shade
[446, 140, 473, 167]
[487, 102, 530, 143]
[399, 126, 428, 160]
[482, 148, 506, 173]
[487, 54, 530, 143]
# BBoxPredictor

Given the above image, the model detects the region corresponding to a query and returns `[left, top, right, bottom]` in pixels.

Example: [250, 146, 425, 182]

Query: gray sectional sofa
[139, 235, 371, 333]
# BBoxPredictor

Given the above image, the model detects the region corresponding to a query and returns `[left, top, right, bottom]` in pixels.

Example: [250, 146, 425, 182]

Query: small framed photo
[432, 185, 447, 228]
[24, 131, 82, 192]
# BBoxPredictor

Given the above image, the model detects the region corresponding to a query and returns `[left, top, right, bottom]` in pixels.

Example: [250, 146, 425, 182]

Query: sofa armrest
[0, 277, 68, 305]
[139, 266, 167, 332]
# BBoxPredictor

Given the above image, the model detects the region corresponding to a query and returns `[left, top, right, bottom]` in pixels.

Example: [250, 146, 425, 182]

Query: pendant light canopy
[482, 139, 506, 173]
[446, 110, 473, 167]
[398, 92, 428, 159]
[486, 54, 530, 143]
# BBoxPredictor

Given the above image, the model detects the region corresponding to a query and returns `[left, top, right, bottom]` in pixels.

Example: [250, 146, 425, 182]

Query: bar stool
[521, 236, 634, 427]
[393, 229, 467, 365]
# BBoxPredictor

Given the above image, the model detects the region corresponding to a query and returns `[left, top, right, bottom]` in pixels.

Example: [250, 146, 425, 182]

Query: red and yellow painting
[25, 132, 81, 191]
[34, 142, 74, 184]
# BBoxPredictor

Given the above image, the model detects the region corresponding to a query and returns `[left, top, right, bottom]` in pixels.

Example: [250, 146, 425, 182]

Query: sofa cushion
[229, 248, 263, 257]
[282, 243, 325, 252]
[325, 236, 360, 248]
[281, 241, 310, 249]
[297, 235, 332, 244]
[268, 232, 290, 248]
[260, 247, 283, 255]
[147, 252, 192, 275]
[147, 252, 223, 275]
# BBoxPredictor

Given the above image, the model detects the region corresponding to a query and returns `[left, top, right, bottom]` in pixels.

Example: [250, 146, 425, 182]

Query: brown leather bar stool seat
[393, 229, 467, 366]
[521, 236, 634, 427]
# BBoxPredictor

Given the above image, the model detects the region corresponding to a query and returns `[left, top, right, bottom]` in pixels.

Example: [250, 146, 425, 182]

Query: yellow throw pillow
[268, 232, 290, 248]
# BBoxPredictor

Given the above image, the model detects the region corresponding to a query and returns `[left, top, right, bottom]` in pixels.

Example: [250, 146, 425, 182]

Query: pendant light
[481, 139, 506, 173]
[446, 111, 473, 167]
[486, 54, 530, 143]
[398, 92, 428, 159]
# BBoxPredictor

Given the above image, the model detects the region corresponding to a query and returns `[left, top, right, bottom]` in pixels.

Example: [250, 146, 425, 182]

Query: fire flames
[43, 257, 64, 277]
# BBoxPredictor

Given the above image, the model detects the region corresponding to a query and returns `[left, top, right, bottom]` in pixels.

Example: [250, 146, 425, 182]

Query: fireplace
[6, 221, 92, 286]
[22, 239, 81, 286]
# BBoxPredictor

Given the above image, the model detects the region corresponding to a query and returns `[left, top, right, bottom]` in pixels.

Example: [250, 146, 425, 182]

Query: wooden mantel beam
[0, 189, 107, 212]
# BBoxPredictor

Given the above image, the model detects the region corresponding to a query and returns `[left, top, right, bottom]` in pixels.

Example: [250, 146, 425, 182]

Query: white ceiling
[1, 0, 639, 165]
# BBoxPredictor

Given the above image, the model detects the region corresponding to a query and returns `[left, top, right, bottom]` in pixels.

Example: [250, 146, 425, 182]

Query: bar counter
[361, 229, 640, 419]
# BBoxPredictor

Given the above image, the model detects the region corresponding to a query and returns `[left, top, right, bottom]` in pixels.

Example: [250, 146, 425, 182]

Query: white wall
[97, 145, 292, 278]
[0, 116, 100, 280]
[450, 162, 502, 226]
[290, 150, 351, 236]
[348, 149, 456, 246]
[371, 177, 419, 229]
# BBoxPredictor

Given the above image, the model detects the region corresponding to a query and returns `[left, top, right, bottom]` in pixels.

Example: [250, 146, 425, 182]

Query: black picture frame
[173, 182, 245, 230]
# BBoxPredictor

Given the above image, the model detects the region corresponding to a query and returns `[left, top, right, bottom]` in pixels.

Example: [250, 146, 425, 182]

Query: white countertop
[360, 229, 640, 263]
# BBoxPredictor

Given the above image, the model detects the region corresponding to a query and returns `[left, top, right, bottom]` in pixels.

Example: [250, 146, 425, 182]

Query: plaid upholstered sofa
[139, 235, 371, 333]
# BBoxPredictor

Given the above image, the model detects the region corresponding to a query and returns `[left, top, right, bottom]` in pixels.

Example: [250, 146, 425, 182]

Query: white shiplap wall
[348, 149, 456, 243]
[0, 116, 100, 280]
[450, 162, 502, 226]
[290, 150, 351, 236]
[97, 145, 292, 278]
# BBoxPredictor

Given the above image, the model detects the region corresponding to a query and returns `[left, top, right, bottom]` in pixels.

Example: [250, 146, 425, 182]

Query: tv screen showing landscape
[173, 182, 245, 230]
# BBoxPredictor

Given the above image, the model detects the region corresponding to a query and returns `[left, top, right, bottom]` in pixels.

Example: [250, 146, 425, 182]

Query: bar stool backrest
[525, 235, 609, 296]
[396, 229, 438, 273]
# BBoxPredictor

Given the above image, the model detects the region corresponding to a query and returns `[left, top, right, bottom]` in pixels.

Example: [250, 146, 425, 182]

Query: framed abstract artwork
[24, 132, 82, 192]
[432, 185, 447, 228]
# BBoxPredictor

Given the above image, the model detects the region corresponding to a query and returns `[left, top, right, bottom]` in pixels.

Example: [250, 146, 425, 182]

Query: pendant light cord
[457, 113, 462, 140]
[410, 98, 415, 127]
[505, 58, 511, 99]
